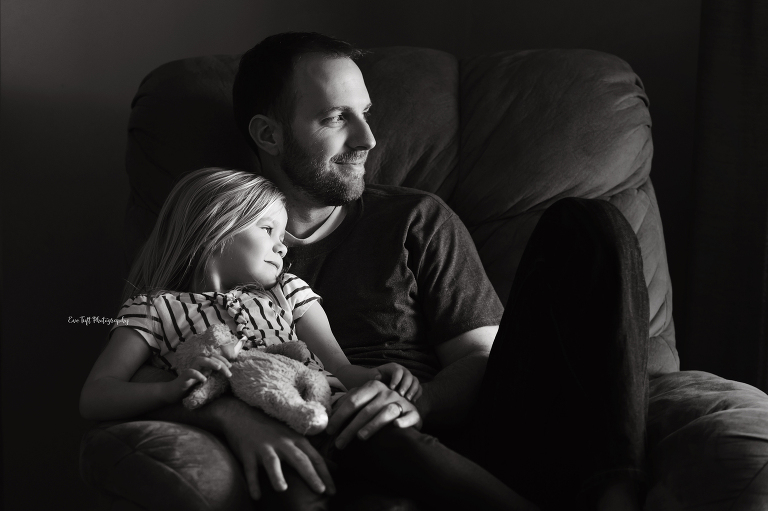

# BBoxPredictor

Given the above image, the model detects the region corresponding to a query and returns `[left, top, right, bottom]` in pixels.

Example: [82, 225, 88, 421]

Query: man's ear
[248, 114, 283, 156]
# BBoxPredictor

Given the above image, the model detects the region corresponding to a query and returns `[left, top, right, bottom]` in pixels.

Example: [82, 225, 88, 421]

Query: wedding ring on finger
[391, 402, 404, 417]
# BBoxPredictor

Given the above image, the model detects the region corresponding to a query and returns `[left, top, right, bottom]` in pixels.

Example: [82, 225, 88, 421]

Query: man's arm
[415, 325, 497, 429]
[129, 365, 335, 500]
[325, 325, 498, 446]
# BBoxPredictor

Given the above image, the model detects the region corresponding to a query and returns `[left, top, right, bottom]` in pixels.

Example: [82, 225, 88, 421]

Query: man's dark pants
[263, 198, 650, 510]
[459, 197, 649, 509]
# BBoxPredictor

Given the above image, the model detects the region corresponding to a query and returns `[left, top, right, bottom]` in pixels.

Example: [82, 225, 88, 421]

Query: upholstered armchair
[80, 47, 768, 510]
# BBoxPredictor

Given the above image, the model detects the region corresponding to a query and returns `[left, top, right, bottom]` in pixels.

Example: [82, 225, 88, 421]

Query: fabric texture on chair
[647, 371, 768, 510]
[80, 421, 254, 511]
[454, 49, 675, 375]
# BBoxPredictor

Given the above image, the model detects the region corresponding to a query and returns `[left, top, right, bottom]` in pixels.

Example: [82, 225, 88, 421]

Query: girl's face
[203, 202, 288, 291]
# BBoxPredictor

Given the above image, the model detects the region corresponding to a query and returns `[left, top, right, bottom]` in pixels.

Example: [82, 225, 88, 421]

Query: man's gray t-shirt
[285, 184, 504, 382]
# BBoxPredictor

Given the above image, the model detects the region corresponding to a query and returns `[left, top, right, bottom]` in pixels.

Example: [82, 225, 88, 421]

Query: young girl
[80, 168, 536, 511]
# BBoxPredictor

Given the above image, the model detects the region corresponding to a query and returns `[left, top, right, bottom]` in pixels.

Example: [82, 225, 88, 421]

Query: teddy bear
[174, 324, 332, 435]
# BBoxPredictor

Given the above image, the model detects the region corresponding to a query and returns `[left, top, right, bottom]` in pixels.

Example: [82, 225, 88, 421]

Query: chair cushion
[80, 421, 254, 511]
[126, 54, 259, 216]
[647, 371, 768, 509]
[455, 49, 676, 375]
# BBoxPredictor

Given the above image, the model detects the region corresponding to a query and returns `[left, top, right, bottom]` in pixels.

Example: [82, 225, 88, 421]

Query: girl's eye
[263, 227, 272, 235]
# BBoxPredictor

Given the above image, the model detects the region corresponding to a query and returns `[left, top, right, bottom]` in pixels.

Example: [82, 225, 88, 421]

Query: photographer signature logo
[68, 316, 129, 326]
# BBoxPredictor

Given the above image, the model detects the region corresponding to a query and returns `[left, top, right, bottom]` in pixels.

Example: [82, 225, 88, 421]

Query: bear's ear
[220, 338, 244, 360]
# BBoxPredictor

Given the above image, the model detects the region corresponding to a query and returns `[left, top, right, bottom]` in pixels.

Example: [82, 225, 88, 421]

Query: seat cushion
[647, 371, 768, 510]
[80, 421, 254, 511]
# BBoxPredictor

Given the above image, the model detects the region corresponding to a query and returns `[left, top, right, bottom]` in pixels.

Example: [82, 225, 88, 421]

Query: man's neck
[285, 198, 338, 239]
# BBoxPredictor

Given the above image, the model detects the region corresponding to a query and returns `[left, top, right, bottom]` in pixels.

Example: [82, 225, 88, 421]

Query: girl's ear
[248, 115, 283, 156]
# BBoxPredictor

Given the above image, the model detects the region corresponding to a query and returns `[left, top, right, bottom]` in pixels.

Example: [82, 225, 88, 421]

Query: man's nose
[350, 116, 376, 151]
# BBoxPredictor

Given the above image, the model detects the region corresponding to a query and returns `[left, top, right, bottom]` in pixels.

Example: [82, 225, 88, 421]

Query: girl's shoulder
[118, 294, 155, 312]
[274, 273, 317, 300]
[275, 273, 321, 310]
[277, 272, 310, 290]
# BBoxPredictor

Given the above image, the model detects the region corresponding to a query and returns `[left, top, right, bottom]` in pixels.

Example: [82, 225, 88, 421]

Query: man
[232, 31, 504, 503]
[141, 32, 648, 510]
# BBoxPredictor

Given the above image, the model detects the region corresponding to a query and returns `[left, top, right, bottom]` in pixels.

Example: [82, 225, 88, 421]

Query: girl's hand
[374, 363, 422, 402]
[166, 353, 233, 402]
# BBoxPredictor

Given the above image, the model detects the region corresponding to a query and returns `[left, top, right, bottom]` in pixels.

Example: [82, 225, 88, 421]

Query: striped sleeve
[280, 273, 321, 321]
[111, 296, 165, 354]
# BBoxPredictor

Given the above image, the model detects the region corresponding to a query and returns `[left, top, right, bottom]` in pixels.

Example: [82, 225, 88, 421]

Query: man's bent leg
[332, 425, 538, 511]
[464, 198, 649, 510]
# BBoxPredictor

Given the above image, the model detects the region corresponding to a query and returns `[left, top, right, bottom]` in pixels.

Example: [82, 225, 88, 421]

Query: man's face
[279, 55, 376, 206]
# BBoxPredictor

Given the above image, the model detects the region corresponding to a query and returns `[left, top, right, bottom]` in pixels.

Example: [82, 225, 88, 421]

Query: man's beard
[280, 128, 367, 206]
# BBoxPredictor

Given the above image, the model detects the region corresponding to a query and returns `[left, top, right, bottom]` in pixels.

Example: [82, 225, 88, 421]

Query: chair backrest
[124, 47, 678, 376]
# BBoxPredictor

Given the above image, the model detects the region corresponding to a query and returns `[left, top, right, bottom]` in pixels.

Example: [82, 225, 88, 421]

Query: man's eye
[363, 111, 372, 121]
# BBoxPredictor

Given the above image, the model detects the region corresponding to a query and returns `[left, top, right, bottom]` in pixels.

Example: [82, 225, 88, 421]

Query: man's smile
[332, 151, 368, 165]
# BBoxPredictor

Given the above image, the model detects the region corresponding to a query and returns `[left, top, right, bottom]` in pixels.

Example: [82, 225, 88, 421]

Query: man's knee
[544, 197, 625, 230]
[537, 197, 637, 257]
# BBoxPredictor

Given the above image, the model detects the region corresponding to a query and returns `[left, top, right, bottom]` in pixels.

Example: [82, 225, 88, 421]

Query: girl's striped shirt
[111, 273, 329, 378]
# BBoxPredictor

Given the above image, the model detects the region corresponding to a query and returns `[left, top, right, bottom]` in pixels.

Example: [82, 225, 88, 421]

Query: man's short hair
[233, 32, 366, 145]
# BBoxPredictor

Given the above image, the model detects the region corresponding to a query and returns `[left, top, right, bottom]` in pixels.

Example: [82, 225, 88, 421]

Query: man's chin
[282, 158, 366, 206]
[313, 175, 365, 206]
[336, 179, 365, 205]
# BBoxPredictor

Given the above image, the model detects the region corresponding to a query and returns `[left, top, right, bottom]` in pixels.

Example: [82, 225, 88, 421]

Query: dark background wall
[1, 1, 701, 508]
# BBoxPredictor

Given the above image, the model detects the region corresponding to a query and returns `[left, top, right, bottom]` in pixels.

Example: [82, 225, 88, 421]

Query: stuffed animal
[174, 324, 332, 435]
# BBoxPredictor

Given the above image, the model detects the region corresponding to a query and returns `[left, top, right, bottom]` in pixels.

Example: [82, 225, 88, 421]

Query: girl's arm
[294, 303, 376, 389]
[295, 303, 421, 400]
[79, 327, 232, 421]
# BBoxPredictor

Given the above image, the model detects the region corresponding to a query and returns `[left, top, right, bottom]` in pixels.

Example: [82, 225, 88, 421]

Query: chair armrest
[80, 420, 254, 511]
[646, 371, 768, 509]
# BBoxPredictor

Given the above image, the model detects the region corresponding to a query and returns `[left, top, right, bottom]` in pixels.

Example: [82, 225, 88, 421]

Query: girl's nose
[275, 241, 286, 258]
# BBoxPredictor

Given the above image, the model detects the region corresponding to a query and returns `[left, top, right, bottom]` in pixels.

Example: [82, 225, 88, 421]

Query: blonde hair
[123, 167, 285, 303]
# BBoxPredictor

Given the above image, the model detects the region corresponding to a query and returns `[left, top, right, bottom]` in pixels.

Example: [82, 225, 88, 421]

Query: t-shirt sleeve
[110, 296, 166, 356]
[280, 273, 322, 321]
[416, 208, 504, 344]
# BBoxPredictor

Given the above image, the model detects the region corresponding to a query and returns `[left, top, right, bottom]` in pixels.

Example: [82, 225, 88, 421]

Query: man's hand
[218, 398, 335, 500]
[326, 380, 421, 449]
